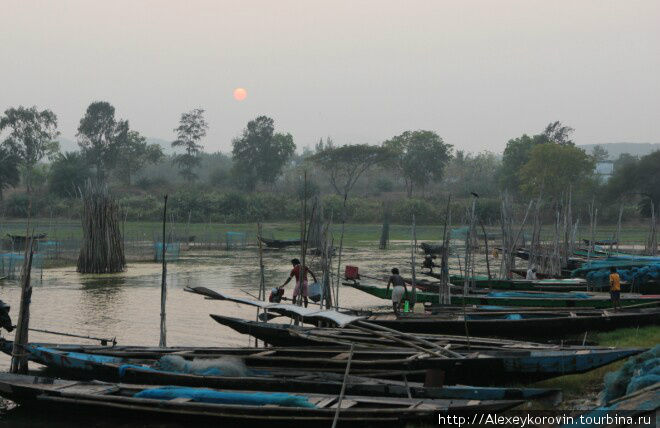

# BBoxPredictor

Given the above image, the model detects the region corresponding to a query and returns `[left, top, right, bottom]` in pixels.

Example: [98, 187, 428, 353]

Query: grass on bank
[0, 219, 654, 247]
[534, 325, 659, 398]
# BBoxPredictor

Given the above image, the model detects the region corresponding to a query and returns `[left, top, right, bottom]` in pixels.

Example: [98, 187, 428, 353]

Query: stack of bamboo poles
[77, 181, 126, 274]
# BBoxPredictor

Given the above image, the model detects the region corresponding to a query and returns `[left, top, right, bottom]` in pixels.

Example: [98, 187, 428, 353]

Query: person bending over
[281, 258, 317, 307]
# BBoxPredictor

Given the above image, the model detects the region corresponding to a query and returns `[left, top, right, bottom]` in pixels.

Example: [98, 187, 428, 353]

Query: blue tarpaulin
[134, 386, 316, 408]
[487, 291, 592, 299]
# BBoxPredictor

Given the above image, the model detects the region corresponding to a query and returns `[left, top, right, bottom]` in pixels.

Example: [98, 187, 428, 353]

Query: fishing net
[601, 344, 660, 403]
[586, 263, 660, 288]
[155, 355, 250, 377]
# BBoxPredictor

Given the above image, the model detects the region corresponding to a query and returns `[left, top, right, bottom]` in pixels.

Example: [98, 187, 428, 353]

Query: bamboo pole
[159, 195, 168, 348]
[410, 214, 417, 306]
[10, 236, 34, 374]
[615, 203, 623, 254]
[299, 172, 307, 307]
[479, 219, 491, 280]
[331, 343, 355, 428]
[440, 196, 451, 305]
[335, 194, 348, 309]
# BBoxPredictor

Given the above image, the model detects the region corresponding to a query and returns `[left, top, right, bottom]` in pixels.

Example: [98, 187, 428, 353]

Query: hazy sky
[1, 1, 658, 153]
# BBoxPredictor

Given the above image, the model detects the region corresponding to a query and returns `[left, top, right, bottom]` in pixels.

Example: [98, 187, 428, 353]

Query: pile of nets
[134, 386, 316, 407]
[585, 263, 660, 289]
[155, 355, 251, 377]
[601, 344, 660, 403]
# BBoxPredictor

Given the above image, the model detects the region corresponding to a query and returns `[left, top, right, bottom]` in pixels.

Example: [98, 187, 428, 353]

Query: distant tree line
[1, 102, 658, 224]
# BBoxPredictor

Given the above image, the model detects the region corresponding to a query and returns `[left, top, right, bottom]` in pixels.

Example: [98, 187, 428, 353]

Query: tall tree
[172, 108, 208, 182]
[115, 131, 164, 185]
[310, 144, 392, 197]
[383, 130, 452, 197]
[607, 151, 660, 216]
[542, 121, 574, 145]
[591, 145, 609, 162]
[499, 134, 548, 193]
[77, 101, 129, 182]
[0, 106, 59, 192]
[0, 145, 20, 200]
[49, 152, 93, 197]
[231, 116, 295, 191]
[518, 143, 595, 199]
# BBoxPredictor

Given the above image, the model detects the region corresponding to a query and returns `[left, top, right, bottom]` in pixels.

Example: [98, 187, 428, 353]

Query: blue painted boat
[0, 340, 560, 401]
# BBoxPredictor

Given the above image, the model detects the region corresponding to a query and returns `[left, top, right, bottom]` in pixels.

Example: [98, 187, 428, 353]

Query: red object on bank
[345, 265, 360, 280]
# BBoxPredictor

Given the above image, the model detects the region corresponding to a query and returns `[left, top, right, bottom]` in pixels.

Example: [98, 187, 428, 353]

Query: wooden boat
[363, 307, 660, 339]
[347, 281, 660, 308]
[420, 242, 445, 255]
[257, 236, 301, 248]
[0, 340, 561, 403]
[6, 233, 47, 241]
[0, 373, 522, 425]
[208, 315, 644, 384]
[421, 273, 590, 292]
[583, 238, 618, 246]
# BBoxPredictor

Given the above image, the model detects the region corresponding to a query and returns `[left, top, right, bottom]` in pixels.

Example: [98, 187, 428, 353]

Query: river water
[0, 240, 496, 425]
[0, 243, 420, 357]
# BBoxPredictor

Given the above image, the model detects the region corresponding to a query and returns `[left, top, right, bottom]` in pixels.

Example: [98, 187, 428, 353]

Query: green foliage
[446, 151, 501, 198]
[209, 167, 230, 186]
[542, 121, 574, 145]
[49, 152, 93, 197]
[0, 145, 20, 199]
[607, 151, 660, 216]
[591, 145, 609, 162]
[231, 116, 296, 191]
[115, 131, 164, 185]
[3, 193, 40, 217]
[499, 134, 548, 192]
[172, 108, 208, 182]
[518, 143, 595, 199]
[383, 130, 452, 196]
[77, 101, 129, 182]
[0, 106, 59, 192]
[310, 144, 392, 197]
[374, 177, 394, 194]
[296, 179, 320, 201]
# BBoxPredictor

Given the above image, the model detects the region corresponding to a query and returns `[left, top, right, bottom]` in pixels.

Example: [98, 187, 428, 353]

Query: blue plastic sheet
[487, 291, 592, 299]
[134, 386, 316, 408]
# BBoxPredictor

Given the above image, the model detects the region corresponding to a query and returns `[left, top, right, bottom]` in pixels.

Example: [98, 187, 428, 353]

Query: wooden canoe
[0, 340, 561, 403]
[0, 372, 523, 425]
[348, 281, 660, 308]
[208, 315, 644, 384]
[257, 236, 301, 248]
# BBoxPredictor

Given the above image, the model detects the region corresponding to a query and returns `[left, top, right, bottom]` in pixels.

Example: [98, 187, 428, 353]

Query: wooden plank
[330, 399, 357, 409]
[170, 397, 193, 403]
[252, 350, 276, 357]
[315, 397, 337, 408]
[331, 353, 349, 360]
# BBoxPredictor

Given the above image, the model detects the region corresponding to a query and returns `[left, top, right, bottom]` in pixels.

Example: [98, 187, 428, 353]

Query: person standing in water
[385, 268, 408, 316]
[281, 258, 317, 307]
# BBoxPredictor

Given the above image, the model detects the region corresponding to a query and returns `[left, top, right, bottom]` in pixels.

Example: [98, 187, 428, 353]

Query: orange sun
[233, 87, 247, 101]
